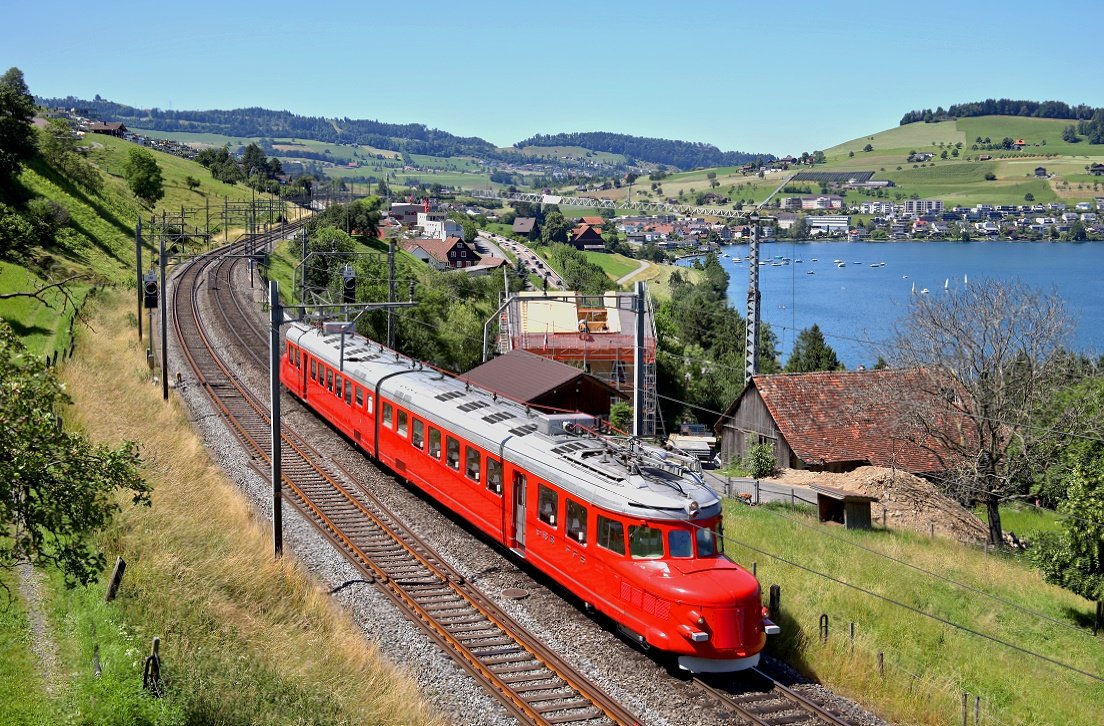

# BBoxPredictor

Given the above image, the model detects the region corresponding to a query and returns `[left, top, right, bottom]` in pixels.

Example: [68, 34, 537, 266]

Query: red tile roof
[727, 369, 960, 473]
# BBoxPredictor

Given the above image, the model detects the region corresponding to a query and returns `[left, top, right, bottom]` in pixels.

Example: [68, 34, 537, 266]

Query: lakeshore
[677, 240, 1104, 368]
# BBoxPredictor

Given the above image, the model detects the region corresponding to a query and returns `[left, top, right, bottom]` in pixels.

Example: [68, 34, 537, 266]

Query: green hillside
[1, 134, 262, 355]
[819, 116, 1104, 206]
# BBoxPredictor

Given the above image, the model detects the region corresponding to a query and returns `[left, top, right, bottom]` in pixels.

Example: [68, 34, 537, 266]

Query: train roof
[288, 323, 720, 522]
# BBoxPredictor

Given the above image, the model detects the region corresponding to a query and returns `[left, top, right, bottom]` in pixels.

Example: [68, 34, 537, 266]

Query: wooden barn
[460, 349, 626, 420]
[714, 369, 955, 476]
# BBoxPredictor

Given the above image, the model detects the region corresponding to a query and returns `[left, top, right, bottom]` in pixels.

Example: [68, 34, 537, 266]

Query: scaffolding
[499, 290, 663, 439]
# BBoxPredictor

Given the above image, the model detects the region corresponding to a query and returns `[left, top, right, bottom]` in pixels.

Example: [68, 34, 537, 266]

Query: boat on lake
[836, 262, 846, 268]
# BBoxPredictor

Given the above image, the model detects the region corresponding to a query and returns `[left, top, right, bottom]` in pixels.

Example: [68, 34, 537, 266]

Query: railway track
[170, 233, 639, 726]
[696, 668, 855, 726]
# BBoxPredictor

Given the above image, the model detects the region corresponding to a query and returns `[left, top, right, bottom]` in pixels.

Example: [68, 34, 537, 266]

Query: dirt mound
[765, 466, 988, 544]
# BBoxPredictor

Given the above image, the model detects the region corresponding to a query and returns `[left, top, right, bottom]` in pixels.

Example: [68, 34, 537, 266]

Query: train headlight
[687, 500, 700, 518]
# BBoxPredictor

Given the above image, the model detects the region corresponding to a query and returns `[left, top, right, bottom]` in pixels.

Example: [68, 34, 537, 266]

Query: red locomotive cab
[607, 518, 775, 673]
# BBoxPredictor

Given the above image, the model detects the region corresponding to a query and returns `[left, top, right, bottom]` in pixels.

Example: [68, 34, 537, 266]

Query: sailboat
[944, 278, 949, 292]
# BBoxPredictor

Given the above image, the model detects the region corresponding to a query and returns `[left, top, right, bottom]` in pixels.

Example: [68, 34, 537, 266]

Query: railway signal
[342, 265, 356, 303]
[143, 271, 159, 308]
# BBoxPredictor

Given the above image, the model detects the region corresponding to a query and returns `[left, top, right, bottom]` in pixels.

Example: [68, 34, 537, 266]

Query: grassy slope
[0, 570, 50, 725]
[819, 116, 1104, 206]
[728, 500, 1101, 725]
[1, 136, 263, 356]
[47, 294, 438, 724]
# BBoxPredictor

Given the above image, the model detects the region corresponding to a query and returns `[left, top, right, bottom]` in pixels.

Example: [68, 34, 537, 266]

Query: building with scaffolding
[495, 290, 662, 438]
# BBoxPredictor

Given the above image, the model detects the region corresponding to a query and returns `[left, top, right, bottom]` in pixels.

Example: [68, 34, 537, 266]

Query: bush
[743, 443, 776, 478]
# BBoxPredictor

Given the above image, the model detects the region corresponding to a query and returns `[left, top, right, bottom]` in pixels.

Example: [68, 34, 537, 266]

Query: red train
[280, 322, 778, 672]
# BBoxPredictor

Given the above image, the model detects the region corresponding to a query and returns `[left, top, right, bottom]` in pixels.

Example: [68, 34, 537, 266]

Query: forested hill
[36, 96, 499, 158]
[515, 131, 771, 170]
[900, 99, 1104, 142]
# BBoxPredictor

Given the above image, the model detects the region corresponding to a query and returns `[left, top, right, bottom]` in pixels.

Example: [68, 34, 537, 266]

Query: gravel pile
[167, 261, 890, 726]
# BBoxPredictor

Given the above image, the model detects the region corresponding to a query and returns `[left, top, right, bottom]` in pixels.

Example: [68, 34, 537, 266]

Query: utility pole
[135, 217, 143, 342]
[744, 211, 761, 384]
[633, 281, 645, 438]
[270, 280, 283, 558]
[387, 240, 396, 348]
[159, 230, 169, 401]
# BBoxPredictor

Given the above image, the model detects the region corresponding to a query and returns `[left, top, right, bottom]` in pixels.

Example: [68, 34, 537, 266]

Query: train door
[511, 471, 527, 553]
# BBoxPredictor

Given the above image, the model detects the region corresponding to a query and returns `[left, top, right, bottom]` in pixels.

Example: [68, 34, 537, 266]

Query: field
[511, 145, 627, 165]
[581, 250, 641, 281]
[727, 499, 1102, 725]
[817, 116, 1104, 206]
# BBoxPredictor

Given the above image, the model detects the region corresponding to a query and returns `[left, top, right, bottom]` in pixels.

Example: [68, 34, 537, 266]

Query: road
[478, 232, 564, 289]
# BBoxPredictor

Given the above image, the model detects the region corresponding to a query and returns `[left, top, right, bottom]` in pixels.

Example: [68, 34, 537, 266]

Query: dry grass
[59, 290, 441, 724]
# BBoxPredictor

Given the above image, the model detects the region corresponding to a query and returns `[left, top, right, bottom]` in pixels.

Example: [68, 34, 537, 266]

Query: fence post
[791, 488, 795, 506]
[755, 479, 760, 505]
[877, 651, 884, 677]
[931, 522, 935, 538]
[752, 561, 757, 577]
[1094, 601, 1103, 636]
[961, 692, 968, 726]
[142, 636, 162, 697]
[104, 556, 126, 602]
[768, 584, 780, 616]
[819, 613, 829, 642]
[974, 695, 980, 725]
[849, 622, 855, 653]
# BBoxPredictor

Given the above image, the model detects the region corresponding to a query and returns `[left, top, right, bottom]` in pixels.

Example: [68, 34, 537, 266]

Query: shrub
[743, 443, 776, 478]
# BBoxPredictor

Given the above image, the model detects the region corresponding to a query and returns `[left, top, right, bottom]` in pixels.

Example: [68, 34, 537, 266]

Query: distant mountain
[36, 96, 499, 158]
[899, 99, 1104, 143]
[514, 131, 772, 171]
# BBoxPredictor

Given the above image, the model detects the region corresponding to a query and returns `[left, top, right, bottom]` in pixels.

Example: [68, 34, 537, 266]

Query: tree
[888, 280, 1074, 545]
[185, 176, 201, 193]
[0, 67, 37, 186]
[1024, 193, 1035, 202]
[541, 211, 570, 244]
[784, 324, 842, 372]
[123, 147, 164, 207]
[1062, 125, 1079, 143]
[609, 401, 632, 432]
[1029, 464, 1104, 601]
[863, 143, 873, 152]
[0, 321, 150, 586]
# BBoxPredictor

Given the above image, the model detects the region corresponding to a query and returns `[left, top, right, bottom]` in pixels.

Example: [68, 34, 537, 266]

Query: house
[902, 199, 944, 215]
[1013, 139, 1027, 150]
[1035, 167, 1048, 178]
[398, 237, 481, 270]
[87, 122, 127, 137]
[569, 223, 605, 250]
[800, 195, 844, 210]
[978, 155, 992, 161]
[460, 349, 625, 420]
[580, 216, 605, 229]
[806, 215, 850, 236]
[512, 217, 540, 239]
[908, 152, 934, 163]
[714, 369, 960, 476]
[1089, 164, 1104, 176]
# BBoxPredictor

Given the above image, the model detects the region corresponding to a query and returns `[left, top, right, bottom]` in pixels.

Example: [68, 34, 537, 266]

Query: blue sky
[3, 0, 1101, 156]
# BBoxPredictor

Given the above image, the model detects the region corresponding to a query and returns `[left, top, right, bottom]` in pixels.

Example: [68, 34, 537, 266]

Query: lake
[675, 240, 1104, 369]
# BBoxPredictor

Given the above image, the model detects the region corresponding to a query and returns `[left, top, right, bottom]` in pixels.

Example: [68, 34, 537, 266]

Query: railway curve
[169, 233, 639, 726]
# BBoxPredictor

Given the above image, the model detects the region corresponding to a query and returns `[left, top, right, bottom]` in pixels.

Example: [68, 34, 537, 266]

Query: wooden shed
[809, 483, 878, 530]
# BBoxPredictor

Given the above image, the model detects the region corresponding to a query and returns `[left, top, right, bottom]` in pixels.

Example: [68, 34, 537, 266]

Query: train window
[411, 419, 424, 449]
[344, 381, 352, 405]
[366, 395, 373, 415]
[335, 377, 343, 398]
[629, 525, 664, 559]
[397, 410, 408, 436]
[597, 515, 625, 555]
[486, 459, 502, 494]
[668, 530, 693, 558]
[465, 447, 481, 482]
[310, 359, 317, 381]
[326, 369, 334, 392]
[428, 427, 441, 459]
[383, 402, 393, 428]
[566, 500, 587, 544]
[696, 526, 717, 557]
[537, 485, 558, 527]
[355, 387, 364, 407]
[445, 437, 460, 470]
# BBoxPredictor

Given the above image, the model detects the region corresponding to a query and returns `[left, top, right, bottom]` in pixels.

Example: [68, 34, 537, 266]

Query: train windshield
[696, 526, 717, 557]
[629, 525, 664, 559]
[668, 530, 693, 558]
